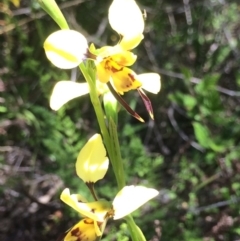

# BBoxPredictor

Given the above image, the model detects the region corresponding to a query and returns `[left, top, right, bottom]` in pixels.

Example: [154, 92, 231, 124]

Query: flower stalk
[38, 1, 159, 241]
[79, 62, 120, 185]
[81, 62, 146, 241]
[38, 0, 69, 29]
[126, 216, 146, 241]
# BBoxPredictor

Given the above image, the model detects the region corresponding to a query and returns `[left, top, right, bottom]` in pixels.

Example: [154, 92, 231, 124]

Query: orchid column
[38, 0, 160, 241]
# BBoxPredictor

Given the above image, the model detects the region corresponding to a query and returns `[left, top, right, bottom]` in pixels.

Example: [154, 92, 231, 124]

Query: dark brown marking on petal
[104, 59, 110, 70]
[71, 227, 81, 237]
[107, 82, 144, 122]
[111, 66, 123, 73]
[128, 73, 135, 82]
[104, 58, 123, 73]
[123, 80, 131, 89]
[103, 59, 110, 72]
[77, 195, 86, 203]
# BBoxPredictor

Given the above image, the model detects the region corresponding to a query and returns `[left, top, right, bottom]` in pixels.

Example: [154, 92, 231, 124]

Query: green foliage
[2, 0, 240, 240]
[102, 223, 130, 241]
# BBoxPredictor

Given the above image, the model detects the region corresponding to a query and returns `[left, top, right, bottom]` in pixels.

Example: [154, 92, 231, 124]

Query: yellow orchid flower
[61, 186, 158, 221]
[60, 185, 158, 239]
[92, 40, 161, 120]
[92, 0, 146, 96]
[43, 0, 161, 120]
[60, 133, 159, 238]
[91, 0, 161, 120]
[93, 42, 161, 95]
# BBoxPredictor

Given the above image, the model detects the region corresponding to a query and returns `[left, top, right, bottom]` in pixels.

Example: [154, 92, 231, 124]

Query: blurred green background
[1, 0, 240, 240]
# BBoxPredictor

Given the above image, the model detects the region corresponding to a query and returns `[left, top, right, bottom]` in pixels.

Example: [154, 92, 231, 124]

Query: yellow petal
[138, 73, 161, 94]
[64, 218, 99, 241]
[44, 30, 88, 69]
[108, 0, 144, 37]
[111, 67, 142, 93]
[61, 188, 111, 222]
[112, 185, 159, 220]
[111, 51, 137, 66]
[50, 81, 89, 111]
[76, 134, 109, 183]
[119, 34, 144, 50]
[96, 61, 111, 83]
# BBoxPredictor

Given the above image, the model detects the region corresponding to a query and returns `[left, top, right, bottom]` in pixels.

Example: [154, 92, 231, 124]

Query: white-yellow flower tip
[108, 0, 144, 38]
[50, 81, 89, 111]
[76, 134, 109, 183]
[60, 188, 88, 206]
[44, 29, 88, 69]
[138, 73, 161, 94]
[119, 33, 144, 50]
[112, 185, 159, 220]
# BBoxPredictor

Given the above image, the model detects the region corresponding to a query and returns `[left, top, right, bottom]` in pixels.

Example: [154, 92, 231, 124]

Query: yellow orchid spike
[76, 134, 109, 183]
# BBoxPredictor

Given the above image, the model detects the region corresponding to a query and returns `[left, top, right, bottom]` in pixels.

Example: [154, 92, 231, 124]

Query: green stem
[80, 63, 145, 241]
[79, 63, 121, 187]
[86, 182, 98, 201]
[108, 118, 126, 188]
[79, 63, 110, 142]
[38, 0, 69, 29]
[125, 216, 146, 241]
